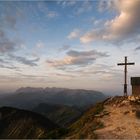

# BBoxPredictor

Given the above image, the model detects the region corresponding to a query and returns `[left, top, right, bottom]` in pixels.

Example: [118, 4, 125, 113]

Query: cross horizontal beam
[117, 62, 135, 65]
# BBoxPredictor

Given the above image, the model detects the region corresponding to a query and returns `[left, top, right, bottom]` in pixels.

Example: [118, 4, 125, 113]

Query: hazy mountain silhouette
[0, 87, 106, 110]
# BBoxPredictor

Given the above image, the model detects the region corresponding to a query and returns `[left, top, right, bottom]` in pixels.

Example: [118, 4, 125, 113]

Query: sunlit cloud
[46, 49, 109, 68]
[80, 0, 140, 44]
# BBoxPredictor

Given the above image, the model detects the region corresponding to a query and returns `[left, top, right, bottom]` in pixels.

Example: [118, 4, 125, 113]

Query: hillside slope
[0, 107, 59, 139]
[32, 103, 82, 127]
[65, 96, 140, 139]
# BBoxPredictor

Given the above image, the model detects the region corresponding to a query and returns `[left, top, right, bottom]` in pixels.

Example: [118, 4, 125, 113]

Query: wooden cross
[117, 56, 135, 96]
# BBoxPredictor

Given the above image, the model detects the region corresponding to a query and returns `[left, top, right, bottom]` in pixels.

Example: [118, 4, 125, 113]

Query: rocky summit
[65, 96, 140, 139]
[94, 96, 140, 139]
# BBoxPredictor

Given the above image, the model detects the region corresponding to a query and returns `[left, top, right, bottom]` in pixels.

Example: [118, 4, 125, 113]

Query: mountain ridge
[0, 106, 59, 139]
[0, 87, 107, 110]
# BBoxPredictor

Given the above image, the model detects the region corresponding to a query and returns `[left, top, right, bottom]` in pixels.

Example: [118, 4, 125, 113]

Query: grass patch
[64, 102, 104, 139]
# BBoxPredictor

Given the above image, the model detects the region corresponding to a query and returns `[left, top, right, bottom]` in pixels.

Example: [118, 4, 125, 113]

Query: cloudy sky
[0, 0, 140, 95]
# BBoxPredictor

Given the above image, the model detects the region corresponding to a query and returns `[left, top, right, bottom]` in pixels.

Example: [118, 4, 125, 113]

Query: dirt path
[95, 104, 140, 139]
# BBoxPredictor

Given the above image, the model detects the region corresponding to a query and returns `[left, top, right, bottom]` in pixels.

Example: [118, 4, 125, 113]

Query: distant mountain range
[0, 87, 107, 131]
[0, 87, 107, 110]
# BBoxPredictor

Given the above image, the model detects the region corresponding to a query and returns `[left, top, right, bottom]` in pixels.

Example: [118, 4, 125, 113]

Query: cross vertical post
[124, 56, 127, 96]
[117, 56, 135, 96]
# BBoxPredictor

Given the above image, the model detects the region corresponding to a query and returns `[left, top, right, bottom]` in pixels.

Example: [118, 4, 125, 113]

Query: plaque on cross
[117, 56, 135, 96]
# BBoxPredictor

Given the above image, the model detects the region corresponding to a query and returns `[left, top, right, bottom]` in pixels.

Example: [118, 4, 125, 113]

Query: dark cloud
[0, 56, 19, 70]
[0, 4, 18, 29]
[0, 9, 39, 69]
[1, 15, 17, 29]
[0, 30, 4, 37]
[67, 50, 108, 57]
[0, 27, 39, 68]
[135, 46, 140, 51]
[8, 54, 40, 66]
[0, 30, 17, 53]
[0, 29, 39, 67]
[0, 40, 16, 53]
[0, 4, 18, 54]
[0, 64, 18, 70]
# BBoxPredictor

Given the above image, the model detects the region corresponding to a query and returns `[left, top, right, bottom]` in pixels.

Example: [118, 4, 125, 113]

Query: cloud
[0, 64, 18, 70]
[37, 2, 58, 18]
[0, 30, 17, 53]
[57, 0, 77, 7]
[47, 11, 58, 18]
[135, 46, 140, 51]
[0, 58, 19, 70]
[0, 53, 39, 68]
[98, 0, 118, 12]
[80, 28, 104, 43]
[67, 29, 81, 39]
[58, 45, 71, 51]
[0, 73, 55, 85]
[58, 0, 94, 15]
[0, 8, 40, 69]
[0, 12, 17, 29]
[75, 0, 93, 15]
[8, 54, 40, 66]
[62, 63, 121, 81]
[3, 15, 17, 29]
[36, 41, 45, 48]
[67, 50, 108, 57]
[0, 4, 21, 54]
[93, 19, 103, 26]
[80, 0, 140, 44]
[46, 49, 109, 68]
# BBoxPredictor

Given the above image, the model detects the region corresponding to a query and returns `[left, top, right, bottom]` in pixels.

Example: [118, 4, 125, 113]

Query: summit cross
[117, 56, 135, 96]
